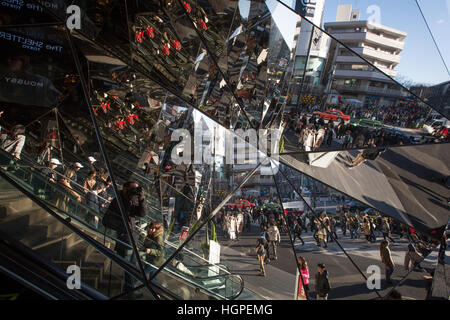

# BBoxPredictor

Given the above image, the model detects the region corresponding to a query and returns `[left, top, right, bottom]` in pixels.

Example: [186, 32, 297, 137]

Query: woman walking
[381, 218, 395, 243]
[380, 240, 395, 285]
[255, 237, 266, 276]
[229, 215, 238, 241]
[362, 214, 372, 242]
[298, 256, 310, 297]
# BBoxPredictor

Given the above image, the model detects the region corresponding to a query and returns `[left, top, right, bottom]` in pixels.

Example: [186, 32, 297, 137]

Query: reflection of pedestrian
[404, 244, 423, 272]
[1, 124, 26, 161]
[304, 126, 315, 151]
[380, 240, 395, 285]
[229, 215, 237, 241]
[348, 139, 379, 168]
[329, 216, 338, 241]
[362, 215, 372, 242]
[314, 126, 326, 150]
[317, 214, 329, 248]
[237, 211, 244, 240]
[312, 219, 320, 244]
[381, 218, 395, 243]
[142, 221, 165, 279]
[342, 130, 352, 149]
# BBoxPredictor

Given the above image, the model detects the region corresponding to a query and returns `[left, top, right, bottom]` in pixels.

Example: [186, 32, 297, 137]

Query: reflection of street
[217, 221, 436, 300]
[283, 114, 345, 153]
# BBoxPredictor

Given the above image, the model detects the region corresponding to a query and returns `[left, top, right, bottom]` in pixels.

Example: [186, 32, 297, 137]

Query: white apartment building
[324, 4, 408, 107]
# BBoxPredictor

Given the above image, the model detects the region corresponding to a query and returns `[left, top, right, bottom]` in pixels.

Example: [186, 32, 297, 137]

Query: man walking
[315, 263, 331, 300]
[267, 223, 281, 260]
[293, 219, 305, 245]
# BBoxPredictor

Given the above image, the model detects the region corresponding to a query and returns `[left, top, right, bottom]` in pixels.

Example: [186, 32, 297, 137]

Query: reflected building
[324, 4, 408, 107]
[411, 81, 450, 118]
[287, 0, 329, 105]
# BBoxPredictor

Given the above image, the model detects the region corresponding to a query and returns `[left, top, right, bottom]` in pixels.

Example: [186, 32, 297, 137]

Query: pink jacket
[300, 267, 310, 285]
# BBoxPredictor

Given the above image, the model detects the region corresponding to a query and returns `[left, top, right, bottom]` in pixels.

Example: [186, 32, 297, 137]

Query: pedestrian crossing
[292, 230, 412, 266]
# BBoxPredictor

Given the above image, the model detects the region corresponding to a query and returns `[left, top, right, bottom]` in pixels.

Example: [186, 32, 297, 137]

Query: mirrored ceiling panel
[276, 142, 450, 233]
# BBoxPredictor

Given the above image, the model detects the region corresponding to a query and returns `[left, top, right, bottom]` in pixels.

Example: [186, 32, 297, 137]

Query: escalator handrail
[0, 168, 230, 300]
[3, 150, 175, 260]
[0, 152, 134, 251]
[2, 136, 243, 299]
[13, 160, 112, 205]
[135, 222, 234, 276]
[0, 169, 146, 289]
[0, 155, 110, 224]
[140, 258, 242, 300]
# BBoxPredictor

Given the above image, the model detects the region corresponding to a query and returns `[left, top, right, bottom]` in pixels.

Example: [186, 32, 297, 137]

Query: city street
[218, 221, 437, 300]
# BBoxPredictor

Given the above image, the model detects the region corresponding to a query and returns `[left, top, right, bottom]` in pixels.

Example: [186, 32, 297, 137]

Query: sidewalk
[217, 223, 297, 300]
[221, 241, 296, 300]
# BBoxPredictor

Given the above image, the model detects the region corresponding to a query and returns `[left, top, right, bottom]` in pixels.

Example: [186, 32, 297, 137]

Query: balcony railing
[332, 31, 404, 50]
[333, 68, 391, 80]
[332, 84, 408, 97]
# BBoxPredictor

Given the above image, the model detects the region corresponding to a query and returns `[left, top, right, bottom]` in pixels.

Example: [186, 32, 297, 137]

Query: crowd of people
[0, 111, 114, 228]
[282, 102, 442, 152]
[1, 108, 446, 300]
[213, 198, 443, 299]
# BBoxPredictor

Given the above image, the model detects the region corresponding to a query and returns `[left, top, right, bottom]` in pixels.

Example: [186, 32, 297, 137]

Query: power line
[414, 0, 450, 78]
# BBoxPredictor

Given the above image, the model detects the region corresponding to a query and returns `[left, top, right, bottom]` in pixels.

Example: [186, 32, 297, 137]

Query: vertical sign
[294, 269, 307, 300]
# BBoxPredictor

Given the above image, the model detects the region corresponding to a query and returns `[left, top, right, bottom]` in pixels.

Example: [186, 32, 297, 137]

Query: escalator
[0, 150, 244, 299]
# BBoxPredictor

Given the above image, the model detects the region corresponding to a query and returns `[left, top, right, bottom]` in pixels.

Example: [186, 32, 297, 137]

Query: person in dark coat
[315, 263, 331, 300]
[142, 221, 165, 273]
[293, 219, 305, 245]
[103, 181, 146, 294]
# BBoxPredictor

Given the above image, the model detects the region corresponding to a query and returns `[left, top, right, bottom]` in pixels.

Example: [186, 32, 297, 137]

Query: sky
[262, 0, 450, 86]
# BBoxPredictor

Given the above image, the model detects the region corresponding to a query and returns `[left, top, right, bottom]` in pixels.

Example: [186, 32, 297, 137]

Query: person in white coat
[304, 127, 315, 152]
[229, 215, 238, 241]
[1, 124, 26, 161]
[236, 211, 244, 240]
[267, 223, 281, 260]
